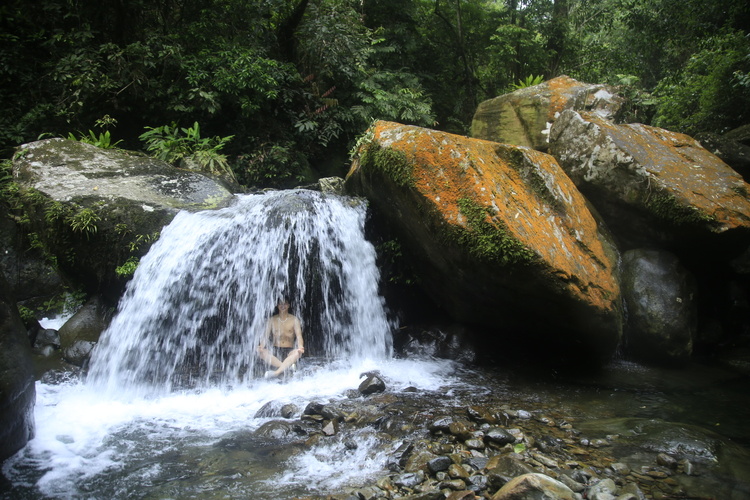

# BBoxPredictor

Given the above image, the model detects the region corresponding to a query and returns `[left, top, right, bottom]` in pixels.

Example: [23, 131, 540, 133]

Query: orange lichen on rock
[358, 120, 620, 315]
[567, 112, 750, 232]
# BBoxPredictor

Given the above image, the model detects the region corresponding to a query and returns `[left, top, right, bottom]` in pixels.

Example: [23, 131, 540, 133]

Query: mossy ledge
[359, 142, 415, 188]
[645, 190, 715, 227]
[452, 197, 537, 266]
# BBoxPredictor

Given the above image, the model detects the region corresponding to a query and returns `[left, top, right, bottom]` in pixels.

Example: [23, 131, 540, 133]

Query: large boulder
[549, 110, 750, 249]
[471, 75, 625, 151]
[621, 249, 697, 364]
[11, 139, 235, 295]
[0, 271, 35, 461]
[346, 121, 622, 362]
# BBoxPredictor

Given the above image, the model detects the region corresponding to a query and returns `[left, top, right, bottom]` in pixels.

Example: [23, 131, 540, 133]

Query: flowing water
[2, 190, 750, 499]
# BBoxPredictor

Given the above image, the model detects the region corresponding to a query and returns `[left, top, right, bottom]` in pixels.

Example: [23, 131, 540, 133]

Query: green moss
[360, 142, 415, 188]
[453, 197, 536, 266]
[646, 191, 715, 226]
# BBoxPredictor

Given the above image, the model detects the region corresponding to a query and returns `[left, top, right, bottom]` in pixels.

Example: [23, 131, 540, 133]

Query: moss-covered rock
[549, 110, 750, 248]
[470, 75, 625, 152]
[346, 120, 622, 363]
[11, 139, 235, 297]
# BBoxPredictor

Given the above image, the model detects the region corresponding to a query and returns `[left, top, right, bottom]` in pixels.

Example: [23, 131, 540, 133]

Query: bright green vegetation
[0, 0, 745, 188]
[454, 197, 536, 266]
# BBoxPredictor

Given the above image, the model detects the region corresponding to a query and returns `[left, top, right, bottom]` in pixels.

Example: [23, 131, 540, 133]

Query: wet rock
[486, 428, 516, 445]
[587, 478, 618, 500]
[346, 120, 623, 364]
[58, 296, 110, 366]
[621, 249, 697, 365]
[393, 470, 425, 488]
[0, 271, 36, 461]
[430, 417, 454, 433]
[656, 453, 678, 470]
[471, 75, 625, 151]
[255, 420, 294, 440]
[490, 472, 577, 500]
[359, 372, 386, 395]
[322, 420, 339, 436]
[428, 456, 453, 473]
[388, 441, 415, 471]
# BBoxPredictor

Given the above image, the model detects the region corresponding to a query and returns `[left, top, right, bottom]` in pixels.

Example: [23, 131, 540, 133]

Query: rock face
[471, 75, 625, 151]
[0, 271, 35, 461]
[549, 110, 750, 248]
[621, 249, 697, 364]
[346, 120, 622, 361]
[58, 296, 111, 366]
[12, 138, 235, 294]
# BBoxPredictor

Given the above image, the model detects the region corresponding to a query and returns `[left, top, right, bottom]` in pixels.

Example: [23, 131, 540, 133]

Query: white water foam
[3, 190, 449, 498]
[3, 358, 457, 498]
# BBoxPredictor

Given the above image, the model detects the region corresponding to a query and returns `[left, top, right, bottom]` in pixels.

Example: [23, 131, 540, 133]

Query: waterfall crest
[87, 190, 393, 395]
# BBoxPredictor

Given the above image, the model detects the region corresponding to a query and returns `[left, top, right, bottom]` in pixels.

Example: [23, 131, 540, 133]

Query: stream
[2, 190, 749, 499]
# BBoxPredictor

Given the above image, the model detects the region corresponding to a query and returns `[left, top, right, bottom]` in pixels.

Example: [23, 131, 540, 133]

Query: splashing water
[87, 190, 394, 396]
[2, 190, 460, 499]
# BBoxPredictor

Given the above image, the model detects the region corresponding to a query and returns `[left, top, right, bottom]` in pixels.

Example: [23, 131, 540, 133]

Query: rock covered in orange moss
[470, 75, 625, 152]
[549, 110, 750, 247]
[346, 120, 623, 361]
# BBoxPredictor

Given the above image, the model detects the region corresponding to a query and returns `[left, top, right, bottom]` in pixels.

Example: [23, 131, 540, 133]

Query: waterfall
[87, 189, 393, 396]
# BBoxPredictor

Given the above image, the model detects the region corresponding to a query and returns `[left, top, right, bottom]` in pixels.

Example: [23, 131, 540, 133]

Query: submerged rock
[471, 75, 625, 152]
[346, 120, 622, 362]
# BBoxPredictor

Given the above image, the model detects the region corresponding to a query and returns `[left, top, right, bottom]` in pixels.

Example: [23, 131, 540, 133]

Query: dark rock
[485, 427, 516, 445]
[428, 455, 453, 473]
[429, 417, 454, 433]
[58, 296, 111, 367]
[621, 249, 697, 364]
[0, 271, 36, 461]
[254, 420, 294, 440]
[358, 372, 386, 395]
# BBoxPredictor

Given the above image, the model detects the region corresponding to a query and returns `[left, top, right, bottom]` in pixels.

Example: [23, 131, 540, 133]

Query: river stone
[359, 372, 386, 395]
[471, 75, 625, 151]
[58, 295, 110, 366]
[0, 271, 36, 461]
[346, 120, 623, 363]
[621, 249, 697, 364]
[549, 110, 750, 248]
[12, 138, 235, 293]
[254, 420, 294, 440]
[491, 472, 577, 500]
[587, 478, 618, 500]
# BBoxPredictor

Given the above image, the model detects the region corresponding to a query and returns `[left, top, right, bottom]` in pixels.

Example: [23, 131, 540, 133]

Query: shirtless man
[257, 298, 305, 378]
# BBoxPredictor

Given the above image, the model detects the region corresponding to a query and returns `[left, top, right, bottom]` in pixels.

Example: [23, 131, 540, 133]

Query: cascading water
[3, 189, 456, 499]
[88, 189, 393, 395]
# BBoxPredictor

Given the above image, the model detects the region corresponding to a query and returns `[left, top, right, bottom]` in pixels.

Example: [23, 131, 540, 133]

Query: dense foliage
[1, 0, 748, 186]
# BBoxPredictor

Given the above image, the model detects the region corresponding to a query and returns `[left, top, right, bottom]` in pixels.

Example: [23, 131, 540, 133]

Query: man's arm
[294, 318, 304, 352]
